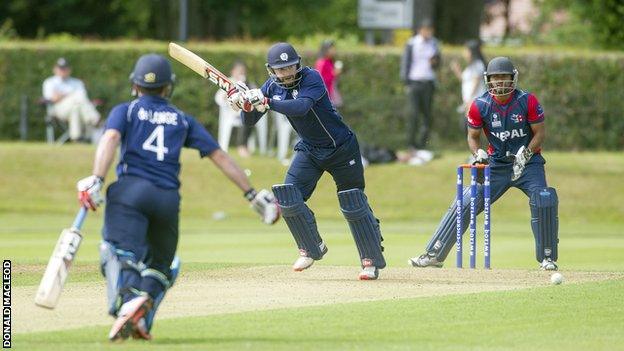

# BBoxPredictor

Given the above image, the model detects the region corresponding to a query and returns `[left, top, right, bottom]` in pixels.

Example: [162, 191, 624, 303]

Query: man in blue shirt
[76, 54, 279, 341]
[228, 42, 386, 280]
[408, 57, 559, 271]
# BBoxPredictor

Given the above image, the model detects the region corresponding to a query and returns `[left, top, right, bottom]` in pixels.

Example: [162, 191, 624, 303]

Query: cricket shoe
[408, 252, 444, 268]
[131, 317, 152, 340]
[358, 260, 379, 280]
[292, 242, 328, 272]
[540, 258, 558, 271]
[109, 294, 152, 341]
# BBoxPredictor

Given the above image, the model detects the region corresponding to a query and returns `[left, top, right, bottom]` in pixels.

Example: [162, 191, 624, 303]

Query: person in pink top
[314, 40, 343, 107]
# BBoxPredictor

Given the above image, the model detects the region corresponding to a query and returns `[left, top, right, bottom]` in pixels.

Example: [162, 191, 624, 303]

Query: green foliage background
[0, 0, 360, 41]
[1, 42, 624, 150]
[532, 0, 624, 50]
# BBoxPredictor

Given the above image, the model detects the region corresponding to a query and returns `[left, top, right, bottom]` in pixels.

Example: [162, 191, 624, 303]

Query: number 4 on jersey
[142, 125, 169, 161]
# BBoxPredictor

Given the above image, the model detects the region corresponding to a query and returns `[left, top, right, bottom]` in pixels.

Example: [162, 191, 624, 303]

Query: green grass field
[1, 143, 623, 350]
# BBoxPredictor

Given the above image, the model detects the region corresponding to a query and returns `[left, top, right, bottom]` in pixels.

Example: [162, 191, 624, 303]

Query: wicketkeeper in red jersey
[409, 57, 559, 271]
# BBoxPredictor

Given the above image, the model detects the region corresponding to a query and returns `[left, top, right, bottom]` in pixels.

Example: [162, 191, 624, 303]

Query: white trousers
[51, 90, 100, 140]
[273, 112, 293, 161]
[218, 106, 268, 155]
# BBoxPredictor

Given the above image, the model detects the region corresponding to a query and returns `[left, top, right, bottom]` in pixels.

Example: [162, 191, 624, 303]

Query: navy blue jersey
[467, 89, 545, 162]
[243, 67, 352, 148]
[105, 95, 220, 189]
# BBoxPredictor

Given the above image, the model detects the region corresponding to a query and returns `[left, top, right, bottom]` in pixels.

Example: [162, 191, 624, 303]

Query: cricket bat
[34, 207, 88, 309]
[168, 42, 237, 92]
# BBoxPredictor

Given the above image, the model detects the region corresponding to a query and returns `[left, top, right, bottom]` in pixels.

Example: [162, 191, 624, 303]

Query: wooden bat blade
[34, 228, 82, 309]
[168, 42, 234, 92]
[168, 42, 210, 78]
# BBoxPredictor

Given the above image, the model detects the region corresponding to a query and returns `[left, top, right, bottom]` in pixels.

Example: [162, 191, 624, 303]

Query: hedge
[1, 42, 623, 150]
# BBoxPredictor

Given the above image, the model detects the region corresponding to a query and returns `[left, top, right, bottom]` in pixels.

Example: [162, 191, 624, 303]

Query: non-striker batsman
[76, 53, 278, 341]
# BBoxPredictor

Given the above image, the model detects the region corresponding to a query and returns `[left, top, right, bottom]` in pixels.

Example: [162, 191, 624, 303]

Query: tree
[0, 0, 361, 41]
[532, 0, 624, 49]
[434, 0, 485, 44]
[573, 0, 624, 49]
[0, 0, 153, 38]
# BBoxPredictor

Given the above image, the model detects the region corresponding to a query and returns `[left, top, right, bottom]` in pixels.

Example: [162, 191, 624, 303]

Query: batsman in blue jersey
[228, 42, 386, 280]
[408, 57, 559, 271]
[76, 54, 279, 341]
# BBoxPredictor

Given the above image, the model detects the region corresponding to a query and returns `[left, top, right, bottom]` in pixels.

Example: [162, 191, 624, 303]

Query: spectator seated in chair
[42, 57, 101, 143]
[39, 97, 104, 144]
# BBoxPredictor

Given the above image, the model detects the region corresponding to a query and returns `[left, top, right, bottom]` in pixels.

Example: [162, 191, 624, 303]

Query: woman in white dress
[451, 40, 487, 129]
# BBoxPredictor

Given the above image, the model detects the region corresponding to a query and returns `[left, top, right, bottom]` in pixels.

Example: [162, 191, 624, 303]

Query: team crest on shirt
[491, 113, 502, 128]
[292, 89, 298, 99]
[511, 113, 524, 123]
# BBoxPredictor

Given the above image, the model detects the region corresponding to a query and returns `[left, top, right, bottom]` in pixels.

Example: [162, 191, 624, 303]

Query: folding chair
[39, 98, 70, 144]
[39, 98, 104, 144]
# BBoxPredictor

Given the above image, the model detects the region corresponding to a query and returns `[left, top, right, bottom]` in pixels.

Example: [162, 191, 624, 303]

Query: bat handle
[234, 81, 250, 92]
[72, 207, 89, 231]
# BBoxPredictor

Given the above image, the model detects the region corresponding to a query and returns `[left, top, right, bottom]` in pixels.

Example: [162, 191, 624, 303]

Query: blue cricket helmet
[266, 42, 301, 69]
[265, 42, 302, 88]
[130, 54, 176, 88]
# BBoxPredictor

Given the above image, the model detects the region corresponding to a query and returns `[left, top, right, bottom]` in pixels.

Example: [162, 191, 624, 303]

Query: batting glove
[244, 89, 270, 113]
[511, 145, 534, 181]
[244, 188, 280, 225]
[77, 175, 104, 211]
[226, 81, 253, 112]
